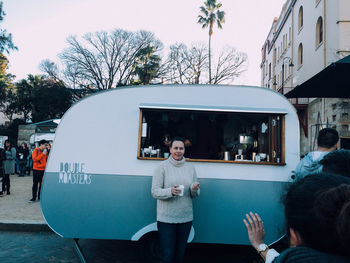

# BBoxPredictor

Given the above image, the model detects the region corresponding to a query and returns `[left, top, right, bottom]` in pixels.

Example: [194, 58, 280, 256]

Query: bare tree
[164, 43, 208, 84]
[211, 46, 247, 84]
[163, 43, 247, 85]
[39, 59, 61, 82]
[59, 29, 162, 90]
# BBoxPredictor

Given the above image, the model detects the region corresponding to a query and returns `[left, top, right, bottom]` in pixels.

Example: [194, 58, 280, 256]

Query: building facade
[261, 0, 350, 154]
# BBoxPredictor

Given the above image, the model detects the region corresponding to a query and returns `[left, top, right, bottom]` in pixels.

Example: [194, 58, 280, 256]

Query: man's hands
[243, 212, 265, 250]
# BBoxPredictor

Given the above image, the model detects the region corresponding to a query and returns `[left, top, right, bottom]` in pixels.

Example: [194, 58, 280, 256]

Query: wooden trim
[137, 110, 287, 166]
[137, 157, 286, 166]
[268, 116, 273, 162]
[137, 109, 143, 158]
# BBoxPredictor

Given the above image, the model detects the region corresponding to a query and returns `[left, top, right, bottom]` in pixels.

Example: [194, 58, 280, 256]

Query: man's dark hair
[317, 128, 339, 148]
[38, 139, 48, 146]
[320, 149, 350, 178]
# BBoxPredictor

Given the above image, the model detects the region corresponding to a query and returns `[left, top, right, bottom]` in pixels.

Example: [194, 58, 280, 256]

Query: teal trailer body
[41, 85, 300, 245]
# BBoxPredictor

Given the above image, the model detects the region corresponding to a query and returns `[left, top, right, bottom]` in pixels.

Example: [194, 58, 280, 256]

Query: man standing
[28, 140, 48, 202]
[295, 128, 339, 179]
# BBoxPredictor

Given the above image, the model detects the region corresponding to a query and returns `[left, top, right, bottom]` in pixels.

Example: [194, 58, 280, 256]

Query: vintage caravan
[41, 85, 299, 256]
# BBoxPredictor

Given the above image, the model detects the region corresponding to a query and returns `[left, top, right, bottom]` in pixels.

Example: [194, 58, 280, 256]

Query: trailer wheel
[139, 232, 162, 263]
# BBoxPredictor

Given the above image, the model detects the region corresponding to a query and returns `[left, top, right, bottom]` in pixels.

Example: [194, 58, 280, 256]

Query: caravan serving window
[137, 106, 285, 165]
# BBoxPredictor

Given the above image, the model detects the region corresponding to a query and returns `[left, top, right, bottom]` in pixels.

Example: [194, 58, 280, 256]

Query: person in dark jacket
[2, 140, 16, 195]
[243, 173, 350, 263]
[294, 128, 339, 179]
[17, 142, 30, 177]
[0, 147, 4, 196]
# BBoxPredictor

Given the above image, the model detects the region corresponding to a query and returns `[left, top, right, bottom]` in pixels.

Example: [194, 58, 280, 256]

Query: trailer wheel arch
[131, 222, 195, 242]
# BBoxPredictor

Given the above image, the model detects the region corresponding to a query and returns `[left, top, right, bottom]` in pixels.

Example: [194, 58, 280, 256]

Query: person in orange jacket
[28, 139, 48, 202]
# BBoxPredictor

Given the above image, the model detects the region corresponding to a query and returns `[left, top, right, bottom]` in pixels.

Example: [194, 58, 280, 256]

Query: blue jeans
[19, 161, 27, 176]
[157, 221, 192, 263]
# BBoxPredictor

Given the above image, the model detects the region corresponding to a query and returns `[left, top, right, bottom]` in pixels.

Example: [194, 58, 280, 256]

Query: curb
[0, 221, 52, 232]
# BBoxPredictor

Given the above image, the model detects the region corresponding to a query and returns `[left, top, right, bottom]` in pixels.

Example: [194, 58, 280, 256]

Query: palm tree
[198, 0, 225, 84]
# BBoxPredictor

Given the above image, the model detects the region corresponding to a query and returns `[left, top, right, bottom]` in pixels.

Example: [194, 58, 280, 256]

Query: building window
[332, 115, 336, 122]
[289, 27, 292, 44]
[341, 102, 349, 108]
[341, 124, 349, 131]
[289, 63, 292, 75]
[341, 112, 349, 121]
[285, 35, 287, 50]
[298, 6, 303, 31]
[316, 17, 323, 47]
[269, 63, 271, 80]
[285, 63, 288, 78]
[332, 103, 337, 110]
[298, 43, 303, 67]
[138, 108, 285, 164]
[262, 63, 265, 77]
[281, 42, 283, 54]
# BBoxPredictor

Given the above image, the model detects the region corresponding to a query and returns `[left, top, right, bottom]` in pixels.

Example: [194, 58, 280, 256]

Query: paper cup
[178, 185, 184, 196]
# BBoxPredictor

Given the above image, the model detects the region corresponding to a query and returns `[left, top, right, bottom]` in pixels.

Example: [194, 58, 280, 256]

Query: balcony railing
[277, 86, 309, 107]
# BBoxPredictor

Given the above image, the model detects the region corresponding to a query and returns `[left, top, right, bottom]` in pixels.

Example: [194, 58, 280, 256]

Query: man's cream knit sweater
[151, 156, 200, 223]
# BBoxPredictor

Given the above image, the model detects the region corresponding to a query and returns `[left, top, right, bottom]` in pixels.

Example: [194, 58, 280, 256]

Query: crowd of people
[0, 139, 50, 201]
[152, 128, 350, 263]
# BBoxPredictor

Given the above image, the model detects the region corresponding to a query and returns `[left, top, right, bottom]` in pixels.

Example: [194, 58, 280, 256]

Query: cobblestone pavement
[0, 174, 45, 224]
[0, 231, 259, 263]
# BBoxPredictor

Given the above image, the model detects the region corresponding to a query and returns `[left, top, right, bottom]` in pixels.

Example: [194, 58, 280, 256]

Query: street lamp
[281, 57, 294, 94]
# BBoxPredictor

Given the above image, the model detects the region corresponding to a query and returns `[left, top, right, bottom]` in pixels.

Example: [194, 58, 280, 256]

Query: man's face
[39, 143, 48, 150]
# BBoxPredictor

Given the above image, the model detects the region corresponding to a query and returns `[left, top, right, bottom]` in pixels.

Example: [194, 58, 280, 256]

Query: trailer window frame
[137, 105, 286, 165]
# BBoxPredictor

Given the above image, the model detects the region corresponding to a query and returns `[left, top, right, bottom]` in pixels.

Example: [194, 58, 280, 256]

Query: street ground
[0, 230, 261, 263]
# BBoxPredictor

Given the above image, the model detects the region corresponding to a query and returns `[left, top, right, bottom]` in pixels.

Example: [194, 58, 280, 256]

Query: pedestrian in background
[294, 128, 339, 179]
[28, 140, 48, 202]
[0, 146, 4, 196]
[17, 142, 29, 177]
[14, 144, 20, 175]
[2, 140, 16, 195]
[27, 145, 35, 176]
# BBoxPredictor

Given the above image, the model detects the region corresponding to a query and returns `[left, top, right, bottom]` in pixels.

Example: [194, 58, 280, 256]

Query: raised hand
[243, 212, 265, 250]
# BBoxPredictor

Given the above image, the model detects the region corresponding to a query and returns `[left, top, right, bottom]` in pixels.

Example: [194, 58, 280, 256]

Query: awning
[285, 55, 350, 98]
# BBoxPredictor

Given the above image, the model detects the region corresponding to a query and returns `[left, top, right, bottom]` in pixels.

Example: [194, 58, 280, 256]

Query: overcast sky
[2, 0, 285, 85]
